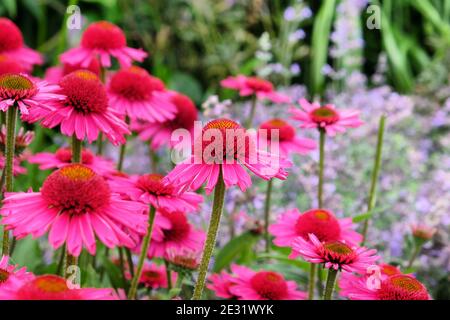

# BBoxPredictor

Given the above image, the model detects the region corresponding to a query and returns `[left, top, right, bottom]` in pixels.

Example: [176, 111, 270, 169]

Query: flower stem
[117, 117, 130, 172]
[192, 171, 226, 300]
[244, 95, 257, 128]
[323, 268, 338, 300]
[125, 248, 135, 278]
[72, 135, 82, 163]
[1, 107, 18, 255]
[318, 128, 325, 208]
[174, 273, 185, 291]
[264, 178, 273, 253]
[308, 263, 317, 300]
[97, 134, 104, 155]
[128, 205, 156, 300]
[407, 244, 421, 269]
[362, 115, 386, 244]
[165, 260, 172, 290]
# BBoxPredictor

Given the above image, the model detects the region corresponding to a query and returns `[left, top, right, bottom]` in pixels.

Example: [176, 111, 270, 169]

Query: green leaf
[168, 72, 203, 105]
[2, 0, 16, 17]
[309, 0, 336, 96]
[11, 236, 43, 272]
[101, 256, 124, 289]
[213, 232, 260, 272]
[352, 212, 373, 223]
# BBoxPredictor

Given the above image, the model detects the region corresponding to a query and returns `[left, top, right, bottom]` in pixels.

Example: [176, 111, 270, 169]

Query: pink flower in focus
[0, 274, 118, 300]
[132, 92, 198, 150]
[28, 147, 115, 176]
[144, 210, 205, 258]
[207, 270, 238, 299]
[60, 21, 147, 68]
[269, 209, 363, 250]
[0, 18, 43, 70]
[0, 73, 64, 115]
[0, 255, 34, 292]
[108, 66, 176, 122]
[221, 75, 290, 103]
[164, 118, 291, 194]
[109, 173, 203, 212]
[338, 273, 430, 300]
[26, 70, 130, 145]
[44, 59, 101, 84]
[125, 263, 177, 290]
[290, 99, 363, 136]
[290, 233, 379, 273]
[258, 118, 316, 157]
[228, 264, 306, 300]
[1, 164, 148, 257]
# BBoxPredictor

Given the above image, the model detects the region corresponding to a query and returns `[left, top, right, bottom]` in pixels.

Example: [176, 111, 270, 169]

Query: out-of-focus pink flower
[0, 18, 43, 70]
[108, 66, 176, 122]
[290, 99, 363, 136]
[60, 21, 147, 68]
[221, 75, 290, 103]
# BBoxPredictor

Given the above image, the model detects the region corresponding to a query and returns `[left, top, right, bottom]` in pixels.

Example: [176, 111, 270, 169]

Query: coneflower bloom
[108, 66, 176, 122]
[0, 255, 34, 291]
[411, 224, 436, 242]
[0, 55, 25, 75]
[44, 59, 101, 84]
[290, 233, 379, 273]
[126, 263, 177, 290]
[0, 18, 43, 69]
[290, 99, 363, 136]
[27, 70, 129, 145]
[258, 118, 316, 157]
[145, 210, 205, 258]
[164, 118, 291, 194]
[165, 247, 201, 272]
[207, 270, 238, 299]
[132, 92, 198, 150]
[228, 264, 306, 300]
[60, 21, 147, 68]
[0, 126, 34, 156]
[109, 173, 203, 212]
[29, 147, 115, 176]
[269, 209, 363, 249]
[338, 273, 430, 300]
[221, 75, 290, 103]
[1, 164, 148, 256]
[0, 73, 64, 115]
[339, 263, 403, 298]
[0, 274, 118, 300]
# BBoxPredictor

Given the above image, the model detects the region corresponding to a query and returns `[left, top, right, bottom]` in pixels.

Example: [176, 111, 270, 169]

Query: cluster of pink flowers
[0, 17, 434, 301]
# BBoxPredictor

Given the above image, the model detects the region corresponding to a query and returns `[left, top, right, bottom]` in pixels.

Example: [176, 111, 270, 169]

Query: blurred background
[2, 0, 450, 299]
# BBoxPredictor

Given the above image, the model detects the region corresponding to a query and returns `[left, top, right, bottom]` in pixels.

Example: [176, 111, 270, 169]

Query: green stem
[2, 107, 18, 255]
[362, 115, 386, 244]
[318, 128, 325, 208]
[192, 171, 226, 300]
[128, 205, 156, 300]
[117, 117, 129, 171]
[165, 260, 172, 290]
[118, 247, 129, 292]
[407, 245, 421, 269]
[323, 268, 338, 300]
[174, 273, 185, 291]
[72, 135, 82, 163]
[244, 95, 257, 128]
[264, 179, 273, 253]
[97, 134, 104, 155]
[308, 263, 317, 300]
[125, 248, 135, 278]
